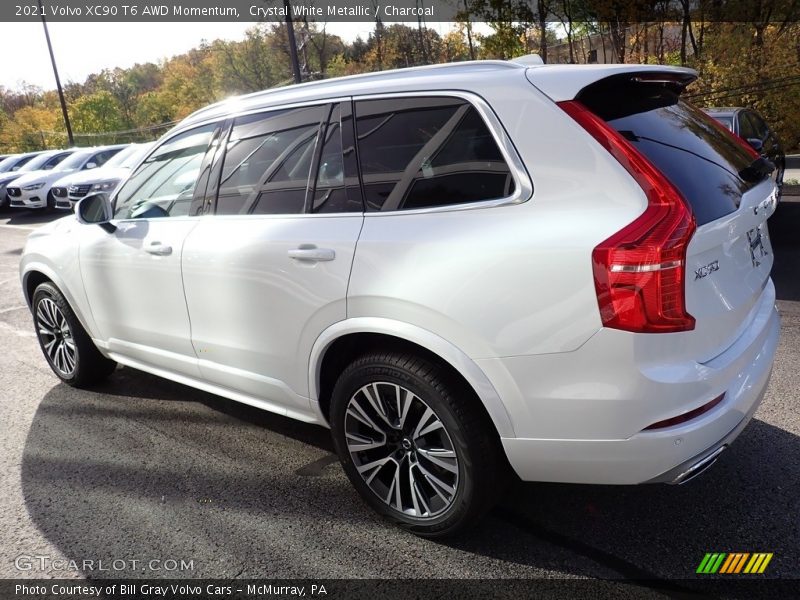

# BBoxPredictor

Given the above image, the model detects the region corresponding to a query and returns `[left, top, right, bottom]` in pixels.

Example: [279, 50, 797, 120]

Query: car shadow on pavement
[20, 372, 799, 585]
[1, 208, 65, 226]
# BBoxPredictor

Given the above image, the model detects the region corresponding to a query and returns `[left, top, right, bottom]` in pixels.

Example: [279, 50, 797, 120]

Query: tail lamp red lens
[558, 100, 696, 333]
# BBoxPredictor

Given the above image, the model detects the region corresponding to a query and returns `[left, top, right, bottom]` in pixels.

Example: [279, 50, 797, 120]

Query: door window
[310, 104, 363, 214]
[114, 124, 216, 219]
[216, 105, 328, 215]
[354, 96, 515, 211]
[747, 112, 770, 140]
[737, 112, 758, 141]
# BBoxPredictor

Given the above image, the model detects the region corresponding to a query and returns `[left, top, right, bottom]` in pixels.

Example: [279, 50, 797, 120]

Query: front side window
[354, 97, 515, 211]
[114, 124, 216, 219]
[738, 112, 758, 141]
[42, 152, 73, 170]
[216, 105, 328, 215]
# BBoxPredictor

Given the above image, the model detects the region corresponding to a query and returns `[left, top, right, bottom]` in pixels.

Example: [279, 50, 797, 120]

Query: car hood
[52, 167, 130, 188]
[10, 168, 78, 187]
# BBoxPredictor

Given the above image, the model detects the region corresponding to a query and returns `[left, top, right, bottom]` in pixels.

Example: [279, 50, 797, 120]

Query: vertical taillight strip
[558, 100, 696, 333]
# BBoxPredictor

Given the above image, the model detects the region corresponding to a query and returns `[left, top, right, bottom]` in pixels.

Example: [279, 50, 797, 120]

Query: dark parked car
[704, 107, 785, 198]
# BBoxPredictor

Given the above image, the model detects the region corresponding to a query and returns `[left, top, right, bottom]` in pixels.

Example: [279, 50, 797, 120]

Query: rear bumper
[487, 282, 780, 485]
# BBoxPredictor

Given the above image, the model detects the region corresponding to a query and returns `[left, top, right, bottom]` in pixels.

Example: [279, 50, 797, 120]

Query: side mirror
[84, 162, 97, 170]
[747, 138, 764, 152]
[75, 193, 116, 232]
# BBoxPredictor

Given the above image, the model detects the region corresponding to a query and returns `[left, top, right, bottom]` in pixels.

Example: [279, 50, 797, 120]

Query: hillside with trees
[1, 3, 798, 152]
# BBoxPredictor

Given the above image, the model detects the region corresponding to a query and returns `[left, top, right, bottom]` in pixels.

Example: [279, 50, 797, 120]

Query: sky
[0, 21, 467, 92]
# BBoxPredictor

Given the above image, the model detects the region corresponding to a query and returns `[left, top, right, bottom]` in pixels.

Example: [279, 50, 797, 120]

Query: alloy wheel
[344, 382, 460, 519]
[36, 297, 77, 376]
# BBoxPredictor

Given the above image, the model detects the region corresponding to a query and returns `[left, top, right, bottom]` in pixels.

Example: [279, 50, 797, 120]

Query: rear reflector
[558, 100, 696, 333]
[644, 394, 725, 430]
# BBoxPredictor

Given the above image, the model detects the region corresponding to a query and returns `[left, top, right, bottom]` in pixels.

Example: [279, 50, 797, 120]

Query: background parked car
[6, 145, 126, 210]
[0, 150, 62, 210]
[704, 107, 786, 197]
[0, 151, 44, 175]
[52, 142, 155, 210]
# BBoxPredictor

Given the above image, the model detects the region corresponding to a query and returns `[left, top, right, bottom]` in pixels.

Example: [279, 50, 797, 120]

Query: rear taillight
[558, 100, 696, 333]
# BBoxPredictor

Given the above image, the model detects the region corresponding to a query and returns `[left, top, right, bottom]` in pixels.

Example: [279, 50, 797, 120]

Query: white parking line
[0, 305, 26, 314]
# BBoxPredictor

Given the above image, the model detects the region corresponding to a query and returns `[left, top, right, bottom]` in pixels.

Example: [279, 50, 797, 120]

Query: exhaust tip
[670, 446, 727, 485]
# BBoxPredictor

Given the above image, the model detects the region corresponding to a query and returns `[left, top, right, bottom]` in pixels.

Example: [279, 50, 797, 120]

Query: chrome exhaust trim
[670, 446, 726, 485]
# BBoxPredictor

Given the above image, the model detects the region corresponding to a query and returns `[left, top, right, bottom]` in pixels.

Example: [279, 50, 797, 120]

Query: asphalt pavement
[0, 200, 797, 594]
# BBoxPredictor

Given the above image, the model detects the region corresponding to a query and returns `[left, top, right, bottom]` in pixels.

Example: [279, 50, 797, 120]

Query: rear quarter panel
[347, 77, 648, 359]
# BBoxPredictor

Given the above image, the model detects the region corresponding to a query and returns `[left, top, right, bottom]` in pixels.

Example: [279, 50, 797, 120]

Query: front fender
[20, 252, 99, 344]
[307, 317, 516, 437]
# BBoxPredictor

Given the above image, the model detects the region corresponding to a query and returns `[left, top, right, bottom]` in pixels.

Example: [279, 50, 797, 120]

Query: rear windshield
[578, 78, 760, 226]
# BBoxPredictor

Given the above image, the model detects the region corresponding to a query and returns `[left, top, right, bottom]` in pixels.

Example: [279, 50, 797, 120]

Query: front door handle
[145, 241, 173, 256]
[288, 247, 335, 262]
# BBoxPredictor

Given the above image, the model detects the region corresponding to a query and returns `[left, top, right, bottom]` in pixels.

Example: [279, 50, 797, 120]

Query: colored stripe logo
[697, 552, 773, 574]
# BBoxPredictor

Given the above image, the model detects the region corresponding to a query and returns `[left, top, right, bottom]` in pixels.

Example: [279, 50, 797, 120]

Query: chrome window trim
[132, 92, 532, 219]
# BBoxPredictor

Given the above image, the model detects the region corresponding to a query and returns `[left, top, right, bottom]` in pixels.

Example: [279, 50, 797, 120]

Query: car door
[79, 122, 222, 377]
[181, 102, 364, 415]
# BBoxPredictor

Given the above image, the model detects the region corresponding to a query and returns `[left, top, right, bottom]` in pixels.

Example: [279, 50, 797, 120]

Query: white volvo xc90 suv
[20, 60, 780, 536]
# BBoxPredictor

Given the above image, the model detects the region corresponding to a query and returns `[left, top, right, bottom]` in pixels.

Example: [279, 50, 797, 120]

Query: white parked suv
[20, 60, 780, 536]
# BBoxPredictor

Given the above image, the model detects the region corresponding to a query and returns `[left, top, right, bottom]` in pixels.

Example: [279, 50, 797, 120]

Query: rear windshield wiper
[739, 157, 775, 183]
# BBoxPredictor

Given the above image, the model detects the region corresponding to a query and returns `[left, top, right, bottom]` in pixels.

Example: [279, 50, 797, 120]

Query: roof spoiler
[526, 65, 698, 102]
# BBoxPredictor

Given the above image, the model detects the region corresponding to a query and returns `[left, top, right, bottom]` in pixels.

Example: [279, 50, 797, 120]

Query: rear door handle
[145, 242, 173, 256]
[288, 247, 335, 262]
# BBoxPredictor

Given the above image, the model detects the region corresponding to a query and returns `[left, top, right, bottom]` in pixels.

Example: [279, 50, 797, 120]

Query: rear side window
[354, 96, 515, 211]
[217, 105, 327, 215]
[578, 78, 759, 226]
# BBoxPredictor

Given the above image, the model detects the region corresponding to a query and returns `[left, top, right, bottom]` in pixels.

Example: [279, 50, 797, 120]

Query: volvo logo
[695, 260, 720, 280]
[747, 226, 768, 268]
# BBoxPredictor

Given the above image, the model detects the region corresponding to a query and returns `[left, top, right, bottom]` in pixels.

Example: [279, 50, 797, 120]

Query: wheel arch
[308, 318, 515, 438]
[21, 263, 97, 340]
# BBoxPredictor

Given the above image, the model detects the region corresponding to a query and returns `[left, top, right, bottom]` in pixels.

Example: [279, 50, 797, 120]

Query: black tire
[32, 282, 116, 387]
[46, 190, 57, 210]
[330, 352, 507, 537]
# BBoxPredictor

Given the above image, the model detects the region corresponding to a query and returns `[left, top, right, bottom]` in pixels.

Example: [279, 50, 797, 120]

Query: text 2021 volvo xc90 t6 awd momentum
[20, 60, 780, 536]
